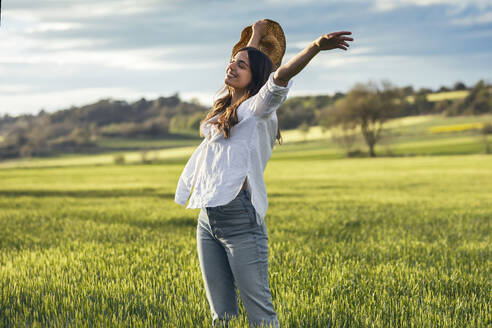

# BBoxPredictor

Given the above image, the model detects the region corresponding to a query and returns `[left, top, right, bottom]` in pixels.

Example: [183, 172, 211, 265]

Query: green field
[95, 134, 201, 150]
[1, 115, 491, 327]
[1, 114, 491, 170]
[405, 90, 470, 103]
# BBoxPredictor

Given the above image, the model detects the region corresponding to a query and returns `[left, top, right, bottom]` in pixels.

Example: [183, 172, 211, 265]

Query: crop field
[404, 90, 470, 103]
[0, 115, 491, 327]
[1, 158, 491, 327]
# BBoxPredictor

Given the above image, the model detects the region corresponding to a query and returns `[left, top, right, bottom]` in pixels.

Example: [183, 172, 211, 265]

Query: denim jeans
[197, 189, 280, 328]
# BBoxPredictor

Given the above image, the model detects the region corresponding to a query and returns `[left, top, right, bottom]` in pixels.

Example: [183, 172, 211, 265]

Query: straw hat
[231, 19, 286, 70]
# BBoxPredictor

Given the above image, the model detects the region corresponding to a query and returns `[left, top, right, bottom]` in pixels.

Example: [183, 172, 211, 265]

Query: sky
[1, 0, 491, 116]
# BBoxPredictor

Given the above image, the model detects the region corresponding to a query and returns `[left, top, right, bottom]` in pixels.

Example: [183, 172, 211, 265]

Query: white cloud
[0, 86, 165, 116]
[1, 85, 219, 116]
[370, 0, 490, 12]
[0, 84, 34, 94]
[6, 0, 169, 21]
[25, 22, 84, 34]
[282, 47, 374, 69]
[451, 10, 492, 25]
[265, 0, 490, 12]
[310, 53, 377, 68]
[0, 33, 222, 71]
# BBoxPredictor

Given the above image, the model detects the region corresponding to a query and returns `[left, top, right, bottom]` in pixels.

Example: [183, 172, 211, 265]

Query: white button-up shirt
[174, 71, 294, 226]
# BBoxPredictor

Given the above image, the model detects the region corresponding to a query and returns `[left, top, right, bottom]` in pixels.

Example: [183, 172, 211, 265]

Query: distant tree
[333, 92, 345, 102]
[27, 114, 51, 155]
[19, 144, 33, 158]
[70, 126, 92, 145]
[113, 154, 125, 165]
[188, 112, 206, 131]
[143, 116, 170, 136]
[402, 85, 414, 96]
[433, 100, 452, 114]
[140, 149, 154, 164]
[190, 97, 202, 106]
[2, 119, 31, 157]
[329, 80, 403, 157]
[480, 122, 492, 154]
[418, 87, 433, 94]
[277, 97, 317, 129]
[464, 80, 492, 115]
[320, 103, 360, 156]
[444, 80, 491, 116]
[298, 122, 310, 141]
[453, 81, 467, 91]
[413, 92, 434, 115]
[169, 115, 190, 133]
[331, 125, 359, 156]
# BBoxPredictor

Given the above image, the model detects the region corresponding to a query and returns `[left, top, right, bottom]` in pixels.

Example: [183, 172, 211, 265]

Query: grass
[426, 90, 470, 102]
[0, 137, 491, 326]
[95, 135, 201, 150]
[405, 90, 469, 104]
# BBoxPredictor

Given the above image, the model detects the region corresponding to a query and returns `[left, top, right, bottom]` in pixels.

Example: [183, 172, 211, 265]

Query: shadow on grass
[0, 216, 198, 253]
[0, 189, 311, 200]
[280, 217, 372, 244]
[268, 192, 304, 198]
[127, 217, 197, 230]
[0, 188, 174, 199]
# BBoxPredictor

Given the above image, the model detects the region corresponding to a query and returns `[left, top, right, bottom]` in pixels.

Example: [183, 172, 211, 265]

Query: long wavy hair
[199, 47, 283, 145]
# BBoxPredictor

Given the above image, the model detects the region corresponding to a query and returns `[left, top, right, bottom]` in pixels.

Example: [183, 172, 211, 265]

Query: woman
[175, 19, 353, 327]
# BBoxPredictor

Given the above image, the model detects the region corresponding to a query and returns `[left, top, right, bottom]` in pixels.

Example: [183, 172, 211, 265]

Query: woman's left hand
[313, 31, 354, 51]
[251, 19, 269, 38]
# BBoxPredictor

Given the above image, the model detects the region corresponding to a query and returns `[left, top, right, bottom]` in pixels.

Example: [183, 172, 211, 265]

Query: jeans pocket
[238, 195, 257, 226]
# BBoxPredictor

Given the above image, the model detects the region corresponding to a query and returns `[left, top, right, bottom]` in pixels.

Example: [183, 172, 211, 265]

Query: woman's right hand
[313, 31, 353, 51]
[251, 19, 269, 38]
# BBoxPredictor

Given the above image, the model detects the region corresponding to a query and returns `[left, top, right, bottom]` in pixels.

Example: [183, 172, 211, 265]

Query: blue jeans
[197, 189, 280, 328]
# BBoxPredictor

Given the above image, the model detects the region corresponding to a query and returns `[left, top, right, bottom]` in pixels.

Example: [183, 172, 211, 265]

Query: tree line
[0, 79, 490, 160]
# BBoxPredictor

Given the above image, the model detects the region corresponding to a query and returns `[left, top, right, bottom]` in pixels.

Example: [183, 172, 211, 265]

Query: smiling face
[225, 50, 252, 91]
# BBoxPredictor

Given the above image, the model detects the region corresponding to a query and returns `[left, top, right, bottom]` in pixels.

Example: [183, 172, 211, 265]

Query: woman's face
[225, 50, 252, 91]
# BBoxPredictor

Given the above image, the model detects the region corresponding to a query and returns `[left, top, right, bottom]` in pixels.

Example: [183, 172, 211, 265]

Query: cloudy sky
[1, 0, 491, 116]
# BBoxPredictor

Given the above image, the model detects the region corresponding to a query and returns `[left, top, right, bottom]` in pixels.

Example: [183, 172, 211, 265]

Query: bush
[113, 154, 125, 165]
[480, 122, 492, 154]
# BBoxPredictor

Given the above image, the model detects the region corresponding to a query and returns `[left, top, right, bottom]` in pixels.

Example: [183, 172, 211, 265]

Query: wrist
[247, 32, 262, 48]
[250, 31, 264, 41]
[310, 41, 321, 54]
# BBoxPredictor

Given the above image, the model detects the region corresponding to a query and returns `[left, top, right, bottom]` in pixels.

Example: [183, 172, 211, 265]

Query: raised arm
[274, 31, 354, 86]
[247, 20, 354, 86]
[245, 21, 354, 118]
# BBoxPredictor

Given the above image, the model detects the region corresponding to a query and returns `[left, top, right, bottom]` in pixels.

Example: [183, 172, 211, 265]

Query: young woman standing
[175, 19, 353, 327]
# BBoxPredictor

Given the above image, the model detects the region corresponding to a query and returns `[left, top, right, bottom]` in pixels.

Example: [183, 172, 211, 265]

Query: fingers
[334, 31, 352, 36]
[332, 31, 354, 42]
[324, 32, 354, 42]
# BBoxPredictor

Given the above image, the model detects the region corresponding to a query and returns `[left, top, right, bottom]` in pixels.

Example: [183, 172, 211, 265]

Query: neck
[231, 88, 247, 105]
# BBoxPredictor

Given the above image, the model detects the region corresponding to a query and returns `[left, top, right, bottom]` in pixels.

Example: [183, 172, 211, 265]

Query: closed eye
[230, 59, 249, 69]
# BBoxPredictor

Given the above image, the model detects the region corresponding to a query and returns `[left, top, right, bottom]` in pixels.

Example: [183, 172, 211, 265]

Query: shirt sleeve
[249, 71, 294, 119]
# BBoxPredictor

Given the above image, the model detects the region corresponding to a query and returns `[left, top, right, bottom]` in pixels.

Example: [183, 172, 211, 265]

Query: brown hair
[199, 47, 283, 145]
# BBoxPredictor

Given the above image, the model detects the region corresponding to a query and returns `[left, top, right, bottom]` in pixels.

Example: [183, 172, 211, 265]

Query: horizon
[0, 77, 485, 119]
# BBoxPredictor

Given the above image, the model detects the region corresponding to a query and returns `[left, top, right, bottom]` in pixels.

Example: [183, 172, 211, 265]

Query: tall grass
[1, 153, 490, 327]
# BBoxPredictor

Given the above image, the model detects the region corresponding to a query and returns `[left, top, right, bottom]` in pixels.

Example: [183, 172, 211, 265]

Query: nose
[228, 60, 238, 71]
